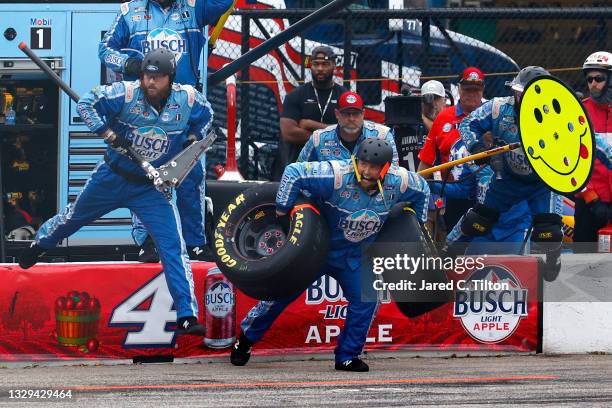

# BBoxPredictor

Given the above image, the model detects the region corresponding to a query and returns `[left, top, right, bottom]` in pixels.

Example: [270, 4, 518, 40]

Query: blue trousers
[240, 258, 378, 363]
[36, 163, 198, 318]
[132, 158, 206, 247]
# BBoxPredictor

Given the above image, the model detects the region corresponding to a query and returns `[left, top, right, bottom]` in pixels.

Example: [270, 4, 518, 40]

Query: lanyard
[312, 84, 333, 123]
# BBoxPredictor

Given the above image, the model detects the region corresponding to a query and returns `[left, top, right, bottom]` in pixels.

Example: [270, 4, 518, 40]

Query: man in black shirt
[277, 46, 347, 176]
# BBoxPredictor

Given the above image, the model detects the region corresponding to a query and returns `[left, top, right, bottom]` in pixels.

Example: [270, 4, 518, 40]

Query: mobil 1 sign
[30, 18, 51, 50]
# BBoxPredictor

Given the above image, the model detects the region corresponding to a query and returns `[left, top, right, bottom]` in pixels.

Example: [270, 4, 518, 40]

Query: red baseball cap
[460, 67, 485, 85]
[338, 91, 364, 111]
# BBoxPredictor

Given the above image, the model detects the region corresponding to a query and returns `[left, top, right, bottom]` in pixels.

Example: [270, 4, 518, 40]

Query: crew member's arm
[275, 161, 335, 215]
[186, 88, 215, 140]
[459, 100, 495, 153]
[77, 83, 126, 139]
[196, 0, 235, 27]
[298, 119, 329, 132]
[280, 90, 312, 145]
[594, 132, 612, 169]
[98, 5, 137, 76]
[296, 132, 319, 162]
[397, 170, 431, 223]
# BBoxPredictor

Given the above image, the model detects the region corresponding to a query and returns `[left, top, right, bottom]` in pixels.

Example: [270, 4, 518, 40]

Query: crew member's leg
[176, 158, 211, 260]
[128, 184, 202, 334]
[332, 263, 378, 372]
[19, 164, 122, 268]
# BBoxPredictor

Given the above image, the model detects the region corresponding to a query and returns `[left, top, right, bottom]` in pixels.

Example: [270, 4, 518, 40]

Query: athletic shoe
[18, 242, 46, 269]
[175, 316, 206, 336]
[230, 333, 253, 366]
[335, 358, 369, 372]
[138, 236, 160, 263]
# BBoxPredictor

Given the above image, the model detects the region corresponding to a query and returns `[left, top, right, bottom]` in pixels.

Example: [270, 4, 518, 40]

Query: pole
[417, 143, 520, 177]
[208, 0, 357, 86]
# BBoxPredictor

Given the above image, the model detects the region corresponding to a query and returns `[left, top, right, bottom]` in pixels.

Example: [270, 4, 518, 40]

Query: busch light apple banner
[0, 257, 538, 362]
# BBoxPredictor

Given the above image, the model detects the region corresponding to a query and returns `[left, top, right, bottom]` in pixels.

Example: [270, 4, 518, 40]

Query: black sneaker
[187, 245, 214, 261]
[18, 242, 46, 269]
[175, 316, 206, 336]
[138, 236, 160, 263]
[230, 334, 253, 366]
[335, 358, 369, 372]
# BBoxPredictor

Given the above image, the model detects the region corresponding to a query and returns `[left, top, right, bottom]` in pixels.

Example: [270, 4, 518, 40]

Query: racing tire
[212, 182, 330, 300]
[372, 204, 451, 318]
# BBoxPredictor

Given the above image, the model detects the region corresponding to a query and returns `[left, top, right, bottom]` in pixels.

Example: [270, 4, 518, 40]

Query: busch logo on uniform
[142, 28, 186, 61]
[338, 209, 382, 242]
[453, 265, 528, 343]
[205, 281, 235, 318]
[130, 126, 169, 160]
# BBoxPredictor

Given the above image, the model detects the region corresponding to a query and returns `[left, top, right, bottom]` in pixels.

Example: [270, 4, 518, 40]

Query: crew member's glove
[471, 144, 490, 166]
[101, 129, 132, 150]
[124, 58, 142, 77]
[589, 199, 610, 225]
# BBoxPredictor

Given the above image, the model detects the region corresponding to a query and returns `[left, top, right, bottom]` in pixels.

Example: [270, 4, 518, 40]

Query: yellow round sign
[519, 77, 595, 194]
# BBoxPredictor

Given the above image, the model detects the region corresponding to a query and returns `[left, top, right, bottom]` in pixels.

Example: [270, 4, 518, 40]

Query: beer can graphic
[204, 267, 236, 348]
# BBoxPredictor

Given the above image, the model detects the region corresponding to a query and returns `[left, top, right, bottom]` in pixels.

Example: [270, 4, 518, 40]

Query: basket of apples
[54, 290, 100, 349]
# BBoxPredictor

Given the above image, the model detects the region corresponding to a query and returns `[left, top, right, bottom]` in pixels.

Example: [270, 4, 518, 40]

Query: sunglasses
[586, 75, 606, 84]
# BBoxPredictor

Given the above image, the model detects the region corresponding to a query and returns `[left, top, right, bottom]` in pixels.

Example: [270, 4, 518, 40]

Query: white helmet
[421, 80, 446, 98]
[583, 51, 612, 73]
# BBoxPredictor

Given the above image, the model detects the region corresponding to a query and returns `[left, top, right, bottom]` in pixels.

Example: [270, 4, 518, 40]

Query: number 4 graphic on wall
[30, 27, 51, 50]
[109, 273, 178, 348]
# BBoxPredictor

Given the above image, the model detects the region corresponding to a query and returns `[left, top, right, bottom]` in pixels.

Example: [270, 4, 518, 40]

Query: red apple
[65, 298, 75, 310]
[87, 298, 100, 310]
[75, 300, 86, 310]
[55, 296, 66, 310]
[80, 292, 90, 301]
[86, 338, 99, 352]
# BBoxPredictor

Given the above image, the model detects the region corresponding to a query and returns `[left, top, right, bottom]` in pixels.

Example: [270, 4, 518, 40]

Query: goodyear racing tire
[213, 182, 330, 300]
[372, 204, 451, 318]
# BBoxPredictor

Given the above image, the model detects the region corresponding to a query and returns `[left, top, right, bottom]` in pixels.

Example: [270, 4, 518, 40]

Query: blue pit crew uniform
[239, 159, 430, 363]
[460, 97, 562, 218]
[35, 80, 213, 319]
[99, 0, 232, 250]
[430, 140, 533, 255]
[297, 121, 400, 165]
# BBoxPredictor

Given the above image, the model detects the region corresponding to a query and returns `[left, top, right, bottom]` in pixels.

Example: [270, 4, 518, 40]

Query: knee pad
[460, 204, 500, 237]
[531, 213, 563, 252]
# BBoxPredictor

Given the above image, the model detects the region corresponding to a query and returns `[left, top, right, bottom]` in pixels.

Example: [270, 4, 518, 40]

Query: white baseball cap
[421, 80, 446, 98]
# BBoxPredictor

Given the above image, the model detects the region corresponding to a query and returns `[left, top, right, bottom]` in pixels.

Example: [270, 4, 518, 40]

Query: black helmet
[505, 66, 550, 93]
[356, 139, 393, 166]
[141, 48, 176, 80]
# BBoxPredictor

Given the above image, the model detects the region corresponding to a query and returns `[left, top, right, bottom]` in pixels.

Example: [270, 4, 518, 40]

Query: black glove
[589, 200, 610, 225]
[471, 144, 490, 166]
[124, 58, 142, 77]
[102, 129, 132, 151]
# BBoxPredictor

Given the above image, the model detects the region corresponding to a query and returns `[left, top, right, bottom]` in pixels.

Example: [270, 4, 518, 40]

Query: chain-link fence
[206, 6, 611, 180]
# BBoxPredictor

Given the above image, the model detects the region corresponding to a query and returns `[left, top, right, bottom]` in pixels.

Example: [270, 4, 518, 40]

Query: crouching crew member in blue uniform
[230, 139, 430, 372]
[18, 49, 212, 336]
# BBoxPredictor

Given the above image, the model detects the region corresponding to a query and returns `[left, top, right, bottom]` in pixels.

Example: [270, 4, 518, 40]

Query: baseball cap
[338, 91, 364, 111]
[460, 67, 485, 85]
[311, 46, 336, 61]
[421, 80, 446, 98]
